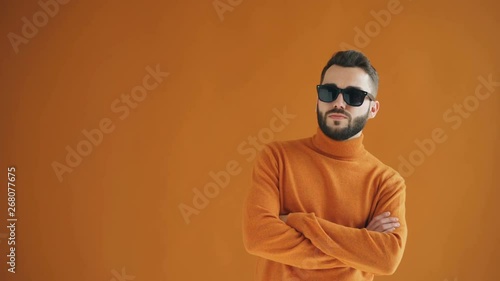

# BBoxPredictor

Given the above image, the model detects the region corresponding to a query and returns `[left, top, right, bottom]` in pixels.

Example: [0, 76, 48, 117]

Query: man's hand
[366, 212, 400, 233]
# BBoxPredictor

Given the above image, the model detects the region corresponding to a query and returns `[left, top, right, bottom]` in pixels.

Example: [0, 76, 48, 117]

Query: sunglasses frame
[316, 84, 376, 107]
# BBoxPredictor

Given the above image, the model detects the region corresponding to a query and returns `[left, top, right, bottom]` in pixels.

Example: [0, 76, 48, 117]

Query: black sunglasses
[316, 84, 375, 107]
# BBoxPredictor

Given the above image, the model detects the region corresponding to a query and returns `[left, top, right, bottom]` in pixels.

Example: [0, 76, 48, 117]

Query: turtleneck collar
[311, 127, 366, 160]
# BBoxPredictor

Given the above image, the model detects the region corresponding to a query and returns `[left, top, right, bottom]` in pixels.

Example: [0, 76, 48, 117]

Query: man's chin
[326, 123, 348, 130]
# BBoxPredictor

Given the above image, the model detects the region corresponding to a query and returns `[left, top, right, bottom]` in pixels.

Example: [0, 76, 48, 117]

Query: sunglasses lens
[317, 86, 336, 102]
[317, 85, 369, 106]
[344, 89, 366, 106]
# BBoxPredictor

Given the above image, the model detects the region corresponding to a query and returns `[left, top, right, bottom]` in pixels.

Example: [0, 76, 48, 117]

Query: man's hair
[320, 50, 379, 95]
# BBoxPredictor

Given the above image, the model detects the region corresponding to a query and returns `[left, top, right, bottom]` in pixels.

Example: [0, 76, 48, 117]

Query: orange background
[1, 0, 499, 280]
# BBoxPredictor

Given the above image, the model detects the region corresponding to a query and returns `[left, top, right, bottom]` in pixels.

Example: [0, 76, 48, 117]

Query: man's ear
[368, 101, 380, 119]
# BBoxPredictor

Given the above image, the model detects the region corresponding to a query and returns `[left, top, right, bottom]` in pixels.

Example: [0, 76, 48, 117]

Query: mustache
[324, 108, 351, 120]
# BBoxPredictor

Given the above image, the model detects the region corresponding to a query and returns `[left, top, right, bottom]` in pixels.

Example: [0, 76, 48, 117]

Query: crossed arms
[242, 146, 408, 275]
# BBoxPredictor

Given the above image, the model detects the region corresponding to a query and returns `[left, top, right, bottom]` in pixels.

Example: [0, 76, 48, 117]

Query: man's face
[317, 65, 380, 141]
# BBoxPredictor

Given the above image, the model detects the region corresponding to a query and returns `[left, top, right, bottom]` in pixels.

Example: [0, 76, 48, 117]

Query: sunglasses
[316, 84, 375, 107]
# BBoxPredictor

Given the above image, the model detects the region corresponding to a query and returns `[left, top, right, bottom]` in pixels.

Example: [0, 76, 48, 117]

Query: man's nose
[331, 92, 347, 108]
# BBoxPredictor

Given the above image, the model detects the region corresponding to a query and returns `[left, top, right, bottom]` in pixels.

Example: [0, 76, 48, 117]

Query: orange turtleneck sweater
[242, 127, 407, 280]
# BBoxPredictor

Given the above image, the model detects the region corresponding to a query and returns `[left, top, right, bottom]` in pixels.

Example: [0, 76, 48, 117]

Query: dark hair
[320, 50, 379, 94]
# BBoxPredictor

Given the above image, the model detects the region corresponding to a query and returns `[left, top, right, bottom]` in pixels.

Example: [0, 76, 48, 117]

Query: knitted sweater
[242, 127, 407, 280]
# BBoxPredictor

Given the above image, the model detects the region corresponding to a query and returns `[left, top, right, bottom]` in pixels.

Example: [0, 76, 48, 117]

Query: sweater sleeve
[242, 144, 347, 269]
[285, 174, 407, 275]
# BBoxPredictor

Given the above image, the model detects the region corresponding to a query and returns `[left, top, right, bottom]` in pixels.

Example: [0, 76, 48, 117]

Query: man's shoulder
[264, 135, 312, 155]
[364, 151, 405, 185]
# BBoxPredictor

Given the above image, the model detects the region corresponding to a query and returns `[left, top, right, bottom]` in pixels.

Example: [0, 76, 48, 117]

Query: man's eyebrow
[346, 85, 366, 91]
[322, 83, 337, 87]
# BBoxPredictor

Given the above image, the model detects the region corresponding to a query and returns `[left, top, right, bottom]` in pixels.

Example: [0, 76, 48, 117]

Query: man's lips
[328, 114, 348, 119]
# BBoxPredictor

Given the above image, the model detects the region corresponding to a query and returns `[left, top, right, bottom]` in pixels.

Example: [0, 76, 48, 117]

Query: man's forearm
[285, 212, 407, 275]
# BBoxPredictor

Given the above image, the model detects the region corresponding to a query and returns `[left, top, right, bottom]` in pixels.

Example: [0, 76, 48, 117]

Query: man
[242, 50, 407, 280]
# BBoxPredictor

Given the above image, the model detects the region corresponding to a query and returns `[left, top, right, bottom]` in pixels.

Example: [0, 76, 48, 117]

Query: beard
[317, 105, 370, 141]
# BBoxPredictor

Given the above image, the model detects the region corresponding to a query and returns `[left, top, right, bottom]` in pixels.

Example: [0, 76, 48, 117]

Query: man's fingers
[373, 212, 391, 222]
[366, 212, 390, 229]
[383, 227, 396, 233]
[379, 217, 399, 225]
[380, 222, 400, 232]
[368, 216, 399, 230]
[366, 211, 401, 233]
[371, 223, 399, 232]
[367, 215, 400, 232]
